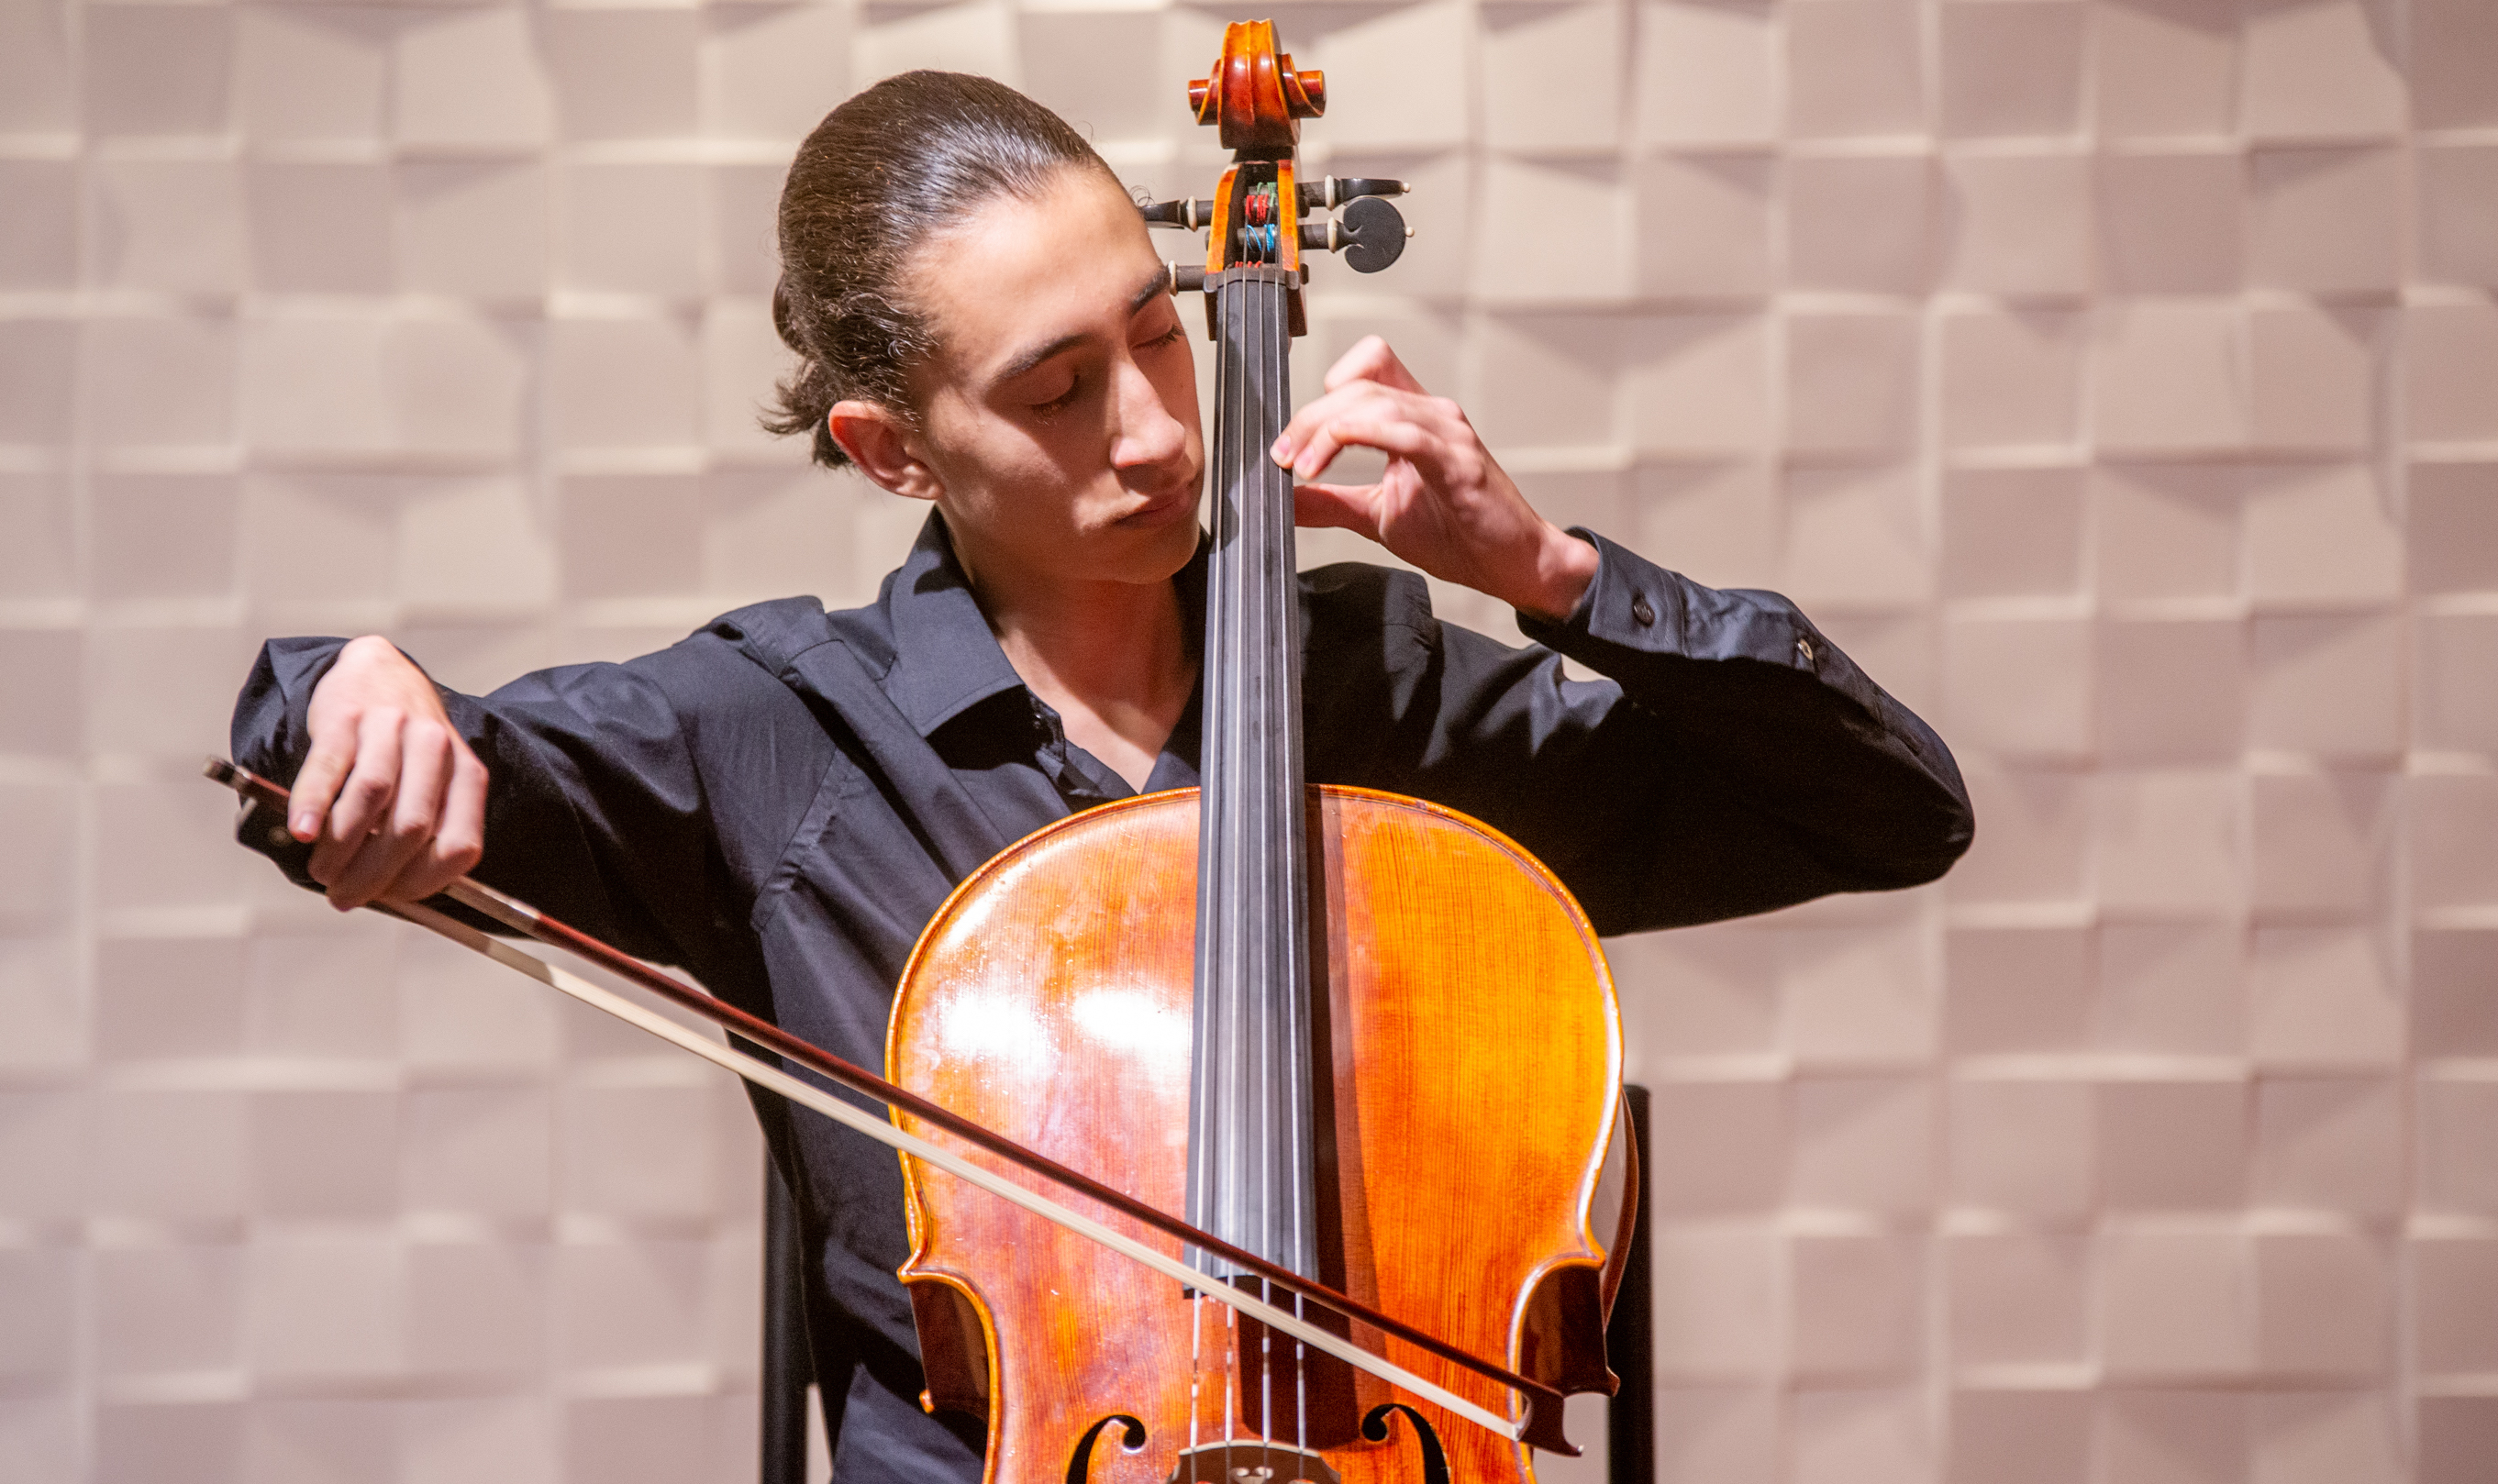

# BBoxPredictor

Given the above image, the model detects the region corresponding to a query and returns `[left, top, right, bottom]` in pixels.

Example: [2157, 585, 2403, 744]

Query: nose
[1107, 354, 1193, 482]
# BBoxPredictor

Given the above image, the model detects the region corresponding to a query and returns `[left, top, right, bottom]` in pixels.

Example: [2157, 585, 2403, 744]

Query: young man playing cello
[230, 72, 1971, 1481]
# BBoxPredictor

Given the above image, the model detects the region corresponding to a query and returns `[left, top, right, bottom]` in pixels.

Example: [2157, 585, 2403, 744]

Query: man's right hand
[290, 636, 488, 911]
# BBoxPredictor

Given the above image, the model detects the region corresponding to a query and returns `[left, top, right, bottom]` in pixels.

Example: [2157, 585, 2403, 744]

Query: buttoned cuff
[1516, 527, 1829, 676]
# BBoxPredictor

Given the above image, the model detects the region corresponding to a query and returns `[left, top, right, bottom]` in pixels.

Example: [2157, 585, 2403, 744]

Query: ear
[828, 401, 940, 502]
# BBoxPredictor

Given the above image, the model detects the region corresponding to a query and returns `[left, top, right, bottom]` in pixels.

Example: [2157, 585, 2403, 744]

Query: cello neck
[1186, 260, 1322, 1283]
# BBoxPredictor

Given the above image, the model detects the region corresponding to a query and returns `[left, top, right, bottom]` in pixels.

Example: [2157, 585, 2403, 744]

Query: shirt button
[1630, 595, 1656, 627]
[1796, 637, 1815, 663]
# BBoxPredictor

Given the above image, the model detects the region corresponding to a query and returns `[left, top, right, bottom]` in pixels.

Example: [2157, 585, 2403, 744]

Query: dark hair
[762, 72, 1114, 469]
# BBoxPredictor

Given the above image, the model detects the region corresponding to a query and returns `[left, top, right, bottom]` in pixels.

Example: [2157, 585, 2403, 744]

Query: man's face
[899, 166, 1206, 598]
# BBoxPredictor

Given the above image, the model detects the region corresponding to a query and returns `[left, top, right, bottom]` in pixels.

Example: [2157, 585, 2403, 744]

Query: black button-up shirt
[232, 515, 1970, 1467]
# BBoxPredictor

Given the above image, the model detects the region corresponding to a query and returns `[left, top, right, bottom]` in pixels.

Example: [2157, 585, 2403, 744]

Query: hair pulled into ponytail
[761, 71, 1112, 469]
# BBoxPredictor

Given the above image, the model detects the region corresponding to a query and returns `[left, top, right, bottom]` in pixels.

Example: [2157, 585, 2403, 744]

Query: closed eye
[1030, 376, 1082, 418]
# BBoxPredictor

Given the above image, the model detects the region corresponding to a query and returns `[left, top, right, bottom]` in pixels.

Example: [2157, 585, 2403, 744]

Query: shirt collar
[877, 509, 1216, 757]
[877, 512, 1032, 738]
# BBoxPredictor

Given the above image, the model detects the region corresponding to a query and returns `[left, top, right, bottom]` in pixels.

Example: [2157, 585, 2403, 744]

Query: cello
[884, 21, 1634, 1483]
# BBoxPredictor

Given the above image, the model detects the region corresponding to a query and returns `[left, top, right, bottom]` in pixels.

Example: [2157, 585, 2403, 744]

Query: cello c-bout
[885, 21, 1630, 1484]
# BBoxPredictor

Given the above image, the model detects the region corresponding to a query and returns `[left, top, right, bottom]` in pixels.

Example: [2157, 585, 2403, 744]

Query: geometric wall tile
[83, 4, 233, 137]
[2248, 615, 2403, 758]
[1481, 3, 1626, 153]
[1636, 0, 1777, 146]
[1937, 2, 2084, 139]
[2099, 1080, 2248, 1212]
[1476, 159, 1635, 301]
[2095, 770, 2244, 914]
[1651, 1225, 1782, 1376]
[1940, 309, 2083, 450]
[1645, 1082, 1790, 1216]
[547, 10, 699, 142]
[2099, 922, 2246, 1055]
[2420, 1398, 2498, 1484]
[237, 6, 390, 144]
[2413, 0, 2498, 128]
[1942, 467, 2084, 598]
[2408, 776, 2498, 912]
[2093, 301, 2247, 454]
[2249, 929, 2404, 1069]
[706, 6, 855, 144]
[2101, 1233, 2255, 1376]
[1949, 1080, 2093, 1216]
[1945, 615, 2092, 757]
[1793, 1077, 1935, 1213]
[2416, 615, 2498, 752]
[1789, 311, 1916, 455]
[2248, 147, 2402, 293]
[2093, 463, 2242, 599]
[2419, 1080, 2498, 1214]
[1786, 0, 1923, 138]
[2251, 1391, 2404, 1484]
[2409, 462, 2498, 595]
[1789, 1388, 1932, 1484]
[82, 315, 239, 449]
[1940, 152, 2092, 296]
[2098, 151, 2241, 294]
[90, 160, 244, 293]
[2254, 1232, 2390, 1375]
[249, 162, 397, 294]
[2248, 306, 2377, 456]
[1787, 155, 1934, 294]
[1790, 1233, 1924, 1377]
[1634, 153, 1776, 297]
[2097, 616, 2242, 763]
[1783, 465, 1933, 606]
[2093, 0, 2237, 139]
[2248, 775, 2389, 916]
[2412, 1237, 2498, 1374]
[1948, 1390, 2089, 1484]
[560, 163, 705, 297]
[1946, 925, 2093, 1053]
[2416, 145, 2498, 289]
[2253, 1075, 2404, 1214]
[0, 0, 75, 134]
[1653, 1388, 1780, 1484]
[397, 161, 551, 299]
[394, 9, 553, 150]
[2239, 0, 2407, 140]
[2414, 929, 2498, 1057]
[1944, 1233, 2089, 1365]
[2405, 303, 2498, 444]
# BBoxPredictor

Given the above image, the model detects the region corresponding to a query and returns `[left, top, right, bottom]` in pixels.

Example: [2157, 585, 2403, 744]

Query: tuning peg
[1296, 177, 1408, 211]
[1138, 198, 1216, 230]
[1302, 195, 1409, 273]
[1163, 261, 1207, 293]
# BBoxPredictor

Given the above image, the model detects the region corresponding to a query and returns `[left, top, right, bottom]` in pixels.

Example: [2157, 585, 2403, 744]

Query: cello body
[887, 787, 1624, 1484]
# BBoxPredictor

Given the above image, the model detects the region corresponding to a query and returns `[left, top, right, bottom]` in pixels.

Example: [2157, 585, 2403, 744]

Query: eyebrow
[987, 271, 1174, 389]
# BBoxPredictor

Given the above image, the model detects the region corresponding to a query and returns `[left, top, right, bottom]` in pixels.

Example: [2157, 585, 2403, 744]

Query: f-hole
[1066, 1414, 1147, 1484]
[1360, 1404, 1450, 1484]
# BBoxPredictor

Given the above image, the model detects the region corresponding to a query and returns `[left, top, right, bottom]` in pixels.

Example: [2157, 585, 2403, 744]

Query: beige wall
[4, 0, 2493, 1479]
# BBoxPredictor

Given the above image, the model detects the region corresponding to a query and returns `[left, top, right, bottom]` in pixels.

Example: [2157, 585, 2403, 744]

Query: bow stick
[204, 758, 1581, 1453]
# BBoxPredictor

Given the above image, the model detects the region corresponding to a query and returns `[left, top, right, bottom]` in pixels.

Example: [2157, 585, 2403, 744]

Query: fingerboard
[1185, 265, 1319, 1284]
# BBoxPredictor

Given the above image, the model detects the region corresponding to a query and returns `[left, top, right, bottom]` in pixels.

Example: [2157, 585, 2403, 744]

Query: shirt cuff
[1516, 527, 1828, 676]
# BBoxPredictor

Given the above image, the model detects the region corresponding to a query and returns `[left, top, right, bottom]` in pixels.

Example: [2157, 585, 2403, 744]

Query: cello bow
[202, 757, 1577, 1452]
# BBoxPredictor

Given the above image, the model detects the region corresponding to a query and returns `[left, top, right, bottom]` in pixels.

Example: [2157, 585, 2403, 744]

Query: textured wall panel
[2, 1, 2490, 1481]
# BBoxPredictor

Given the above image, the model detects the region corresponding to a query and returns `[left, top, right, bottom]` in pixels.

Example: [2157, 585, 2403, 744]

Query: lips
[1115, 485, 1201, 529]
